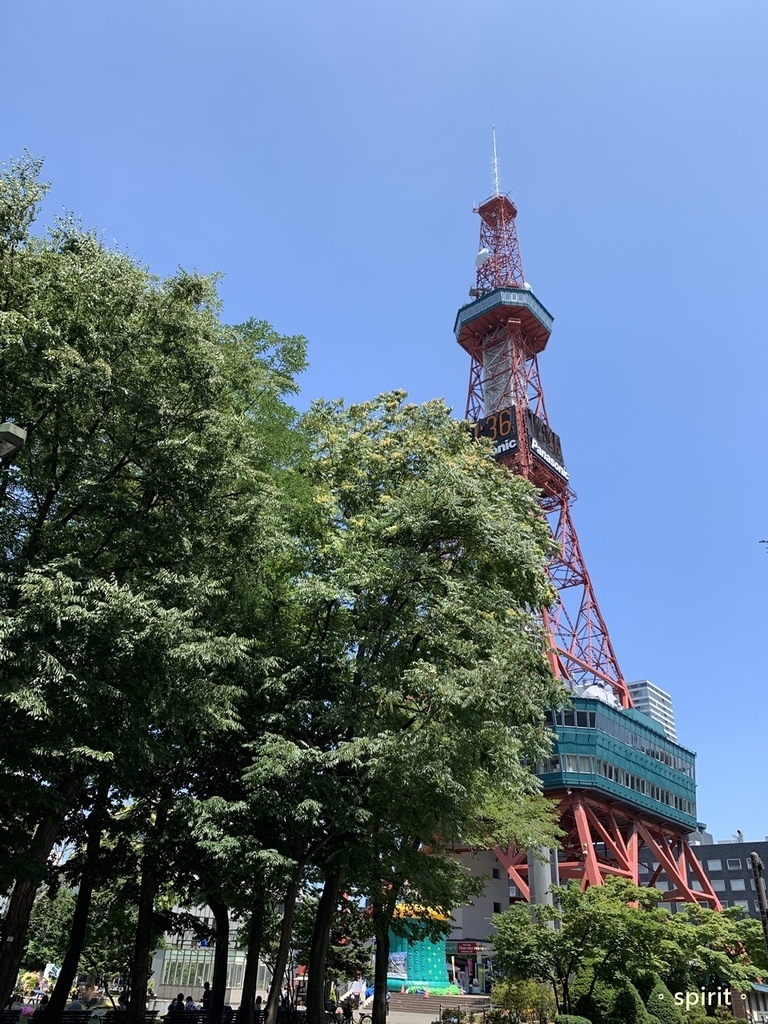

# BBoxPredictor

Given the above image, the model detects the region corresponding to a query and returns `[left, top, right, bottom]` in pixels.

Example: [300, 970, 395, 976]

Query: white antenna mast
[492, 125, 500, 197]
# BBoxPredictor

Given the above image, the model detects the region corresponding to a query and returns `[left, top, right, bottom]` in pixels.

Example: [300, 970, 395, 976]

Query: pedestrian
[349, 973, 365, 1010]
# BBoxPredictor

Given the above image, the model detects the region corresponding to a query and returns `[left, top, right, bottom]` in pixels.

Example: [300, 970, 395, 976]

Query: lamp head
[0, 422, 28, 461]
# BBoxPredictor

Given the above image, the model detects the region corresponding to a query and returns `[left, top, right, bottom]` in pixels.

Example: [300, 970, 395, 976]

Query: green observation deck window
[537, 697, 697, 829]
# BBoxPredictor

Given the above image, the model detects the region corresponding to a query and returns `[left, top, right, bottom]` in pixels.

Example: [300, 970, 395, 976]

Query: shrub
[554, 1015, 592, 1024]
[572, 979, 616, 1024]
[494, 980, 556, 1023]
[484, 1009, 509, 1024]
[645, 978, 683, 1024]
[609, 983, 654, 1024]
[680, 1008, 708, 1024]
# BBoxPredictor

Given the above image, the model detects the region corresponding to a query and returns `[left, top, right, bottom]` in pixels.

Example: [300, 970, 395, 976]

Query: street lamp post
[750, 852, 768, 965]
[0, 422, 27, 465]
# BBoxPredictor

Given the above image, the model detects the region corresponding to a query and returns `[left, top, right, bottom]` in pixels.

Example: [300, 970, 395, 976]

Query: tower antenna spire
[492, 125, 500, 197]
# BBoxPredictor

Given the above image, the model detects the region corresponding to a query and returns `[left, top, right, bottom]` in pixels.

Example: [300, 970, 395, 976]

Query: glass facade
[538, 697, 697, 829]
[160, 949, 264, 992]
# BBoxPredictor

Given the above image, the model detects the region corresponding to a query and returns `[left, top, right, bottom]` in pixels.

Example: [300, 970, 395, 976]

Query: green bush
[493, 980, 557, 1023]
[572, 979, 616, 1024]
[680, 1008, 708, 1024]
[645, 978, 683, 1024]
[712, 1009, 733, 1023]
[484, 1009, 509, 1024]
[609, 983, 654, 1024]
[554, 1015, 592, 1024]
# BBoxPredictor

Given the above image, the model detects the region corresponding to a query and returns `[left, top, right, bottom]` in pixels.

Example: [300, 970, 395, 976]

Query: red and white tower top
[455, 146, 631, 708]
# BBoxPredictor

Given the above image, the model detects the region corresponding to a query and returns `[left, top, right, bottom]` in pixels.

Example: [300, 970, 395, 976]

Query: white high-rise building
[627, 679, 678, 742]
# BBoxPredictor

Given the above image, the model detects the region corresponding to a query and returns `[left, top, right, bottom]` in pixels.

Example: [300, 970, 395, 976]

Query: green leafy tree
[0, 153, 306, 1014]
[662, 903, 768, 996]
[493, 878, 666, 1012]
[493, 878, 768, 1015]
[266, 393, 564, 1024]
[23, 885, 77, 970]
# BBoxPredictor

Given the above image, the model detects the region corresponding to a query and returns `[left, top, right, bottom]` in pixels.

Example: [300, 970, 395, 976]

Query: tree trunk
[264, 864, 303, 1024]
[207, 894, 230, 1024]
[127, 801, 169, 1024]
[371, 910, 391, 1024]
[561, 970, 570, 1015]
[238, 893, 266, 1024]
[0, 776, 83, 1009]
[44, 779, 109, 1020]
[305, 867, 342, 1024]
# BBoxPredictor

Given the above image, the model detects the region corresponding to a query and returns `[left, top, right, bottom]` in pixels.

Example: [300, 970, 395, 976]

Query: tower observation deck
[456, 184, 718, 907]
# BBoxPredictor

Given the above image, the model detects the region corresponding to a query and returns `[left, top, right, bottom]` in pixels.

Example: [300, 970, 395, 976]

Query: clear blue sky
[3, 0, 767, 842]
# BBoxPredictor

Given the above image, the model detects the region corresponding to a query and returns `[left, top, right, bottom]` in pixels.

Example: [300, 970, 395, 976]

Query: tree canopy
[1, 154, 562, 1024]
[492, 877, 768, 1016]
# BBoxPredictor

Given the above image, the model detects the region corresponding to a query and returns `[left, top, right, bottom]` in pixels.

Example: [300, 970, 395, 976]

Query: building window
[707, 859, 722, 872]
[493, 902, 502, 914]
[711, 879, 726, 892]
[492, 868, 501, 879]
[726, 858, 742, 870]
[733, 900, 750, 910]
[730, 878, 746, 891]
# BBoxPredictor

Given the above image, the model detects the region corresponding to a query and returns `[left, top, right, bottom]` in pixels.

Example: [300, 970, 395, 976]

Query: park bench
[62, 1012, 94, 1024]
[27, 1013, 95, 1024]
[163, 1013, 207, 1024]
[104, 1012, 158, 1024]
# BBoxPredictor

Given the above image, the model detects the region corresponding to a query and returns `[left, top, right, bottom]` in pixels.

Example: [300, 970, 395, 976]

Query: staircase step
[385, 994, 490, 1016]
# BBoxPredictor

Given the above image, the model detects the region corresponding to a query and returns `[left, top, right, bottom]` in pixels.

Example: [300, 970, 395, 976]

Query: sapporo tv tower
[456, 137, 719, 907]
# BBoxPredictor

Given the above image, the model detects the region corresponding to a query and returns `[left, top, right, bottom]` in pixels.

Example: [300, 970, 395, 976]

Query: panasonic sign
[524, 408, 569, 481]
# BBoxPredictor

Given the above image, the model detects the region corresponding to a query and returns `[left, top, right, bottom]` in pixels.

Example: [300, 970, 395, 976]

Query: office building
[627, 680, 678, 742]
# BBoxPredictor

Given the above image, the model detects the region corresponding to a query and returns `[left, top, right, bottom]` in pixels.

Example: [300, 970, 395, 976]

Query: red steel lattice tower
[454, 175, 719, 907]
